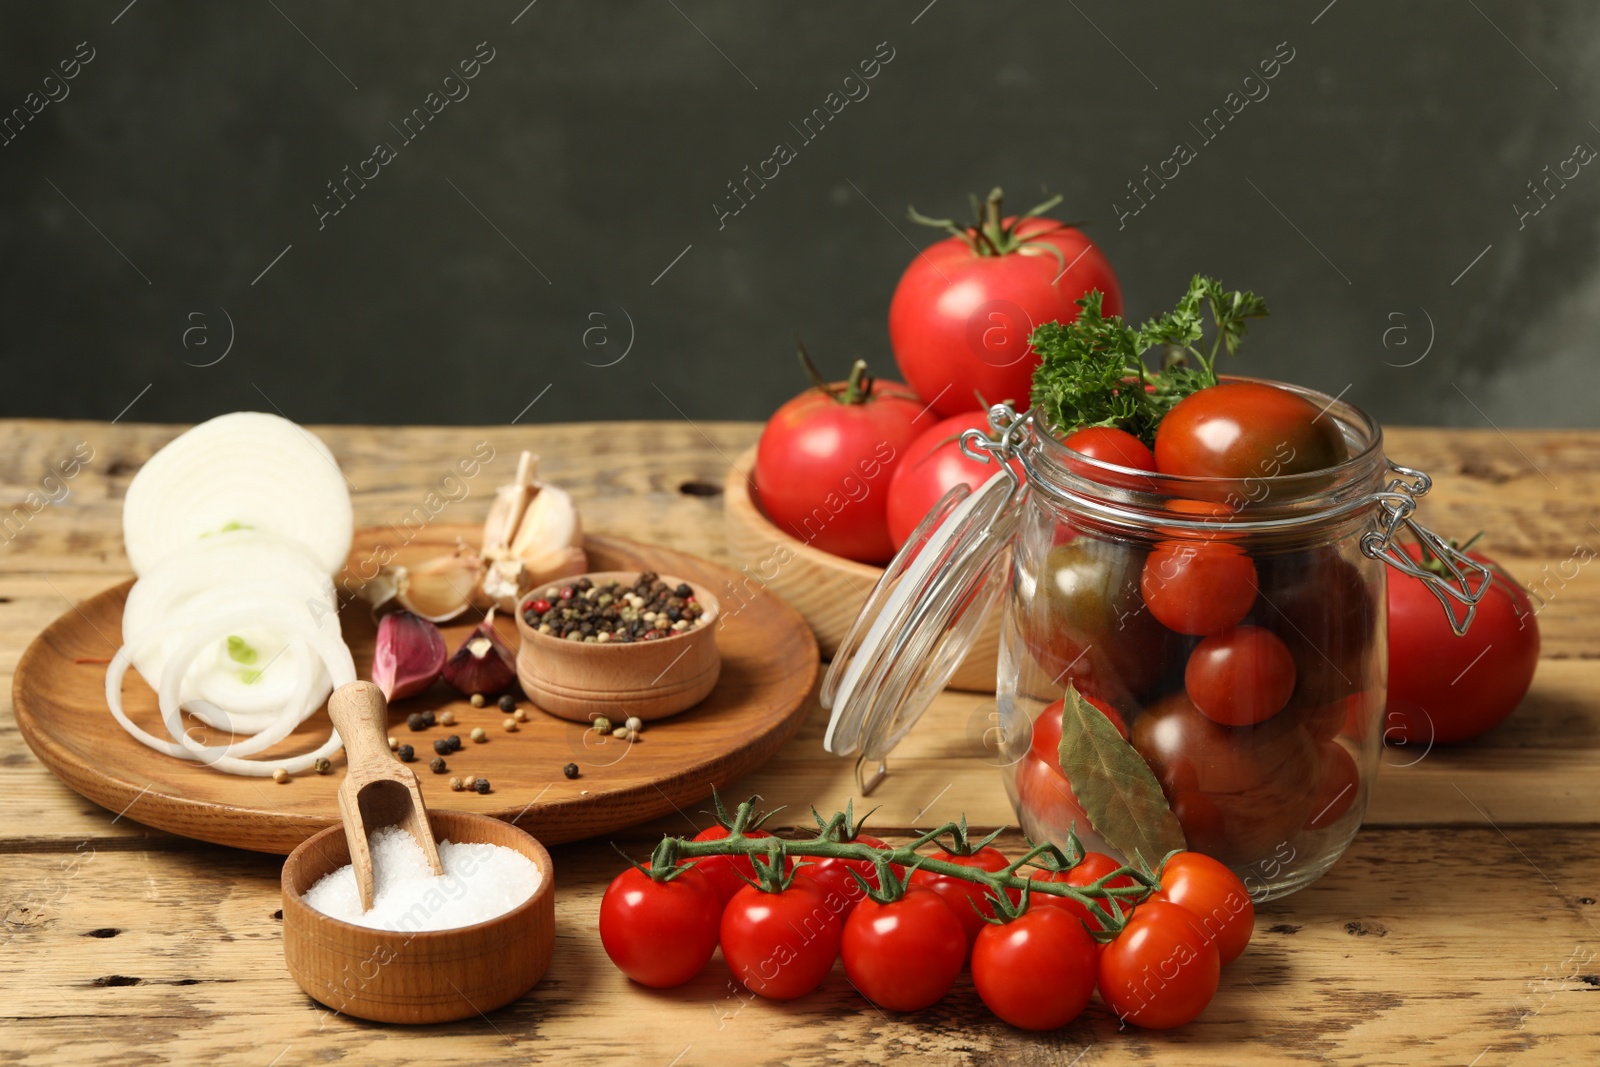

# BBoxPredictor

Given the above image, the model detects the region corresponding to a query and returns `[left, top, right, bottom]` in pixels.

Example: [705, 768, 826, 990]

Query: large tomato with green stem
[1386, 540, 1539, 744]
[890, 187, 1121, 420]
[885, 410, 1022, 550]
[754, 342, 924, 565]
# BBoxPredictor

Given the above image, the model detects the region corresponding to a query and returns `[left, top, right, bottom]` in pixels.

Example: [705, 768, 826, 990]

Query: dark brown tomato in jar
[1252, 546, 1376, 709]
[1131, 691, 1319, 864]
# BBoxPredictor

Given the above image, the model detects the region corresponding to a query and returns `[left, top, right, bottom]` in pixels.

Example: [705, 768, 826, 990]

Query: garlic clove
[508, 481, 582, 562]
[392, 554, 483, 623]
[441, 611, 519, 698]
[371, 610, 447, 701]
[482, 452, 541, 561]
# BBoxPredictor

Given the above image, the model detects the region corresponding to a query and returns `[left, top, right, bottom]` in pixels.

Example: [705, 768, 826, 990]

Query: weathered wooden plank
[2, 827, 1596, 1067]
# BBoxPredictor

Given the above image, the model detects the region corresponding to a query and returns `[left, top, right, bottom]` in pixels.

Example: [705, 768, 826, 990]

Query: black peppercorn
[446, 734, 462, 752]
[474, 777, 491, 794]
[406, 712, 427, 732]
[498, 694, 516, 712]
[563, 762, 579, 779]
[397, 744, 415, 762]
[421, 710, 437, 727]
[433, 739, 451, 756]
[674, 583, 692, 598]
[430, 756, 447, 774]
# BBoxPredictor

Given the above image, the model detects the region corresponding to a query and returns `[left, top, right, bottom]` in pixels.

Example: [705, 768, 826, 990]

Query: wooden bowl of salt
[281, 810, 554, 1024]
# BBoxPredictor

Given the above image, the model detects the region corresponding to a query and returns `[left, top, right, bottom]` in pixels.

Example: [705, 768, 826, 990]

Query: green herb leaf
[1056, 683, 1186, 866]
[226, 635, 258, 665]
[1029, 273, 1269, 445]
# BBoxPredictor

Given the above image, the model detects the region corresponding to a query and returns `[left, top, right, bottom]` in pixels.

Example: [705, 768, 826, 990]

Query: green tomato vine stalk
[631, 794, 1170, 938]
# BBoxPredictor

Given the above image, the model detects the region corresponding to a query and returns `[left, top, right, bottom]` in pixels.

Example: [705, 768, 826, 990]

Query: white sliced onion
[122, 412, 354, 578]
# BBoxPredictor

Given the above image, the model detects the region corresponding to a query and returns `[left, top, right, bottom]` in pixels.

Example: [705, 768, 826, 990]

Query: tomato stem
[645, 794, 1162, 937]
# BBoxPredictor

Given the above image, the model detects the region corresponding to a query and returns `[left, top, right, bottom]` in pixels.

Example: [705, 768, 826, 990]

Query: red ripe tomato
[840, 886, 966, 1012]
[754, 364, 923, 564]
[598, 865, 722, 988]
[1014, 753, 1091, 842]
[910, 845, 1018, 950]
[1151, 852, 1254, 965]
[889, 190, 1121, 420]
[1305, 740, 1360, 830]
[886, 411, 1021, 550]
[720, 879, 843, 1000]
[1386, 543, 1540, 744]
[792, 832, 899, 920]
[1140, 540, 1258, 636]
[1098, 900, 1221, 1029]
[971, 906, 1098, 1030]
[1063, 426, 1157, 476]
[1154, 382, 1348, 479]
[1185, 625, 1297, 726]
[690, 825, 775, 904]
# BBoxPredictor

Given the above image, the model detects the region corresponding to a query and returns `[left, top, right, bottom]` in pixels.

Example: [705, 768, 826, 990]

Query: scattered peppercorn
[612, 725, 631, 739]
[439, 710, 457, 727]
[406, 712, 427, 732]
[503, 718, 518, 732]
[498, 694, 517, 712]
[446, 734, 462, 752]
[563, 762, 580, 779]
[470, 693, 486, 708]
[433, 739, 452, 756]
[514, 708, 528, 722]
[397, 744, 416, 762]
[474, 778, 491, 794]
[272, 767, 289, 784]
[471, 727, 487, 743]
[624, 716, 643, 734]
[430, 756, 447, 774]
[449, 776, 464, 792]
[388, 736, 398, 751]
[521, 571, 708, 644]
[421, 710, 436, 727]
[593, 715, 613, 735]
[463, 776, 479, 790]
[313, 757, 332, 774]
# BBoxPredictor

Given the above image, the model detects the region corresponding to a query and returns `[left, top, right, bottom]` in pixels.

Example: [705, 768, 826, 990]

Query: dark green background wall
[2, 1, 1596, 428]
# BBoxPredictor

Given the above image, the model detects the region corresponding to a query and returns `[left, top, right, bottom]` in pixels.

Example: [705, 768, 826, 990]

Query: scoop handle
[327, 681, 394, 773]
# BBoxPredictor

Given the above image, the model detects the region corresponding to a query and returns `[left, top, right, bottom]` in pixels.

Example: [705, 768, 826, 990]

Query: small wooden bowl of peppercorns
[514, 571, 721, 723]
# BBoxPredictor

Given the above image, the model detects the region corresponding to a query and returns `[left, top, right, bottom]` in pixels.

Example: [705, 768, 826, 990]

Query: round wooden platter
[13, 528, 820, 855]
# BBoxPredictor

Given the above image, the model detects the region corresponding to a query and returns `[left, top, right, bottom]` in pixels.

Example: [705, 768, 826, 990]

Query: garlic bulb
[476, 452, 587, 612]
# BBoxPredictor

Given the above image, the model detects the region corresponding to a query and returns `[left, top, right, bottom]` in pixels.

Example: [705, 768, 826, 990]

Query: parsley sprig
[1028, 274, 1269, 445]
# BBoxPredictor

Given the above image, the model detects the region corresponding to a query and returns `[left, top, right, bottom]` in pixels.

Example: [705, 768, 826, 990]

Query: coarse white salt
[302, 826, 541, 932]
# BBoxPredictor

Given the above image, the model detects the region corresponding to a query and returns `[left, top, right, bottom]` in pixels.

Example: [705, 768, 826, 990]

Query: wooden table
[3, 419, 1597, 1066]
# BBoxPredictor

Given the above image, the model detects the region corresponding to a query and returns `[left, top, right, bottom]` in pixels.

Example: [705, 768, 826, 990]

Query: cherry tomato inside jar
[1185, 625, 1298, 726]
[1141, 540, 1258, 636]
[1305, 740, 1360, 830]
[1153, 381, 1349, 479]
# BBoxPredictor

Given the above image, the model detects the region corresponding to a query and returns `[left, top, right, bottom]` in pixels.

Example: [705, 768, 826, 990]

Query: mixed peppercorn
[521, 573, 707, 643]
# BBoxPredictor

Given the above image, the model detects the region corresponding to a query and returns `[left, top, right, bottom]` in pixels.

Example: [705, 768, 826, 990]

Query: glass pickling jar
[821, 381, 1489, 901]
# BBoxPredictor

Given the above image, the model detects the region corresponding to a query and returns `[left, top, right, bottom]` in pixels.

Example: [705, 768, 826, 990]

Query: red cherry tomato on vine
[690, 825, 776, 904]
[598, 865, 722, 988]
[754, 362, 923, 565]
[1098, 900, 1221, 1029]
[1150, 852, 1254, 965]
[1154, 381, 1348, 479]
[720, 879, 842, 1000]
[910, 846, 1018, 950]
[972, 906, 1098, 1030]
[1386, 543, 1539, 744]
[1027, 851, 1138, 931]
[1185, 625, 1297, 726]
[840, 886, 966, 1012]
[792, 832, 899, 920]
[1063, 426, 1157, 473]
[886, 411, 1021, 550]
[889, 190, 1122, 420]
[1140, 540, 1258, 636]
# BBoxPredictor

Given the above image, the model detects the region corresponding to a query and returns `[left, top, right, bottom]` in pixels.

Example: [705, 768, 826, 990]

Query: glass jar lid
[821, 427, 1026, 792]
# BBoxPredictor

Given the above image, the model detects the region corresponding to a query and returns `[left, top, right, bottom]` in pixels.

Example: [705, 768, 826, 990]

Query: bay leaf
[1057, 683, 1186, 865]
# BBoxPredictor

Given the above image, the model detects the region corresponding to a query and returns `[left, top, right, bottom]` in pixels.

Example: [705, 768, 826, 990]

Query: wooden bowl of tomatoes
[724, 444, 1002, 692]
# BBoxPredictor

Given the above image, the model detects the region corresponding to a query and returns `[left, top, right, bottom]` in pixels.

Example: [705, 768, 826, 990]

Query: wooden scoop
[326, 681, 444, 911]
